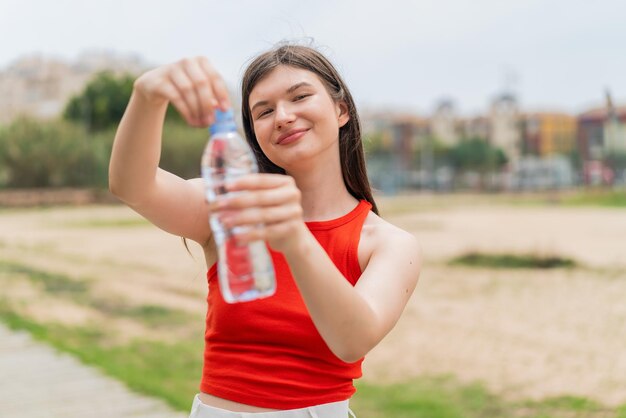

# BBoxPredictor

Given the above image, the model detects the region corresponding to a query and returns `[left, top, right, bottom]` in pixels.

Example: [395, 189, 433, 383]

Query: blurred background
[0, 1, 625, 417]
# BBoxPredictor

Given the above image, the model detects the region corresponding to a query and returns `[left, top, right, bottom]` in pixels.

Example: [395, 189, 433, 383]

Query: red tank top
[200, 200, 372, 409]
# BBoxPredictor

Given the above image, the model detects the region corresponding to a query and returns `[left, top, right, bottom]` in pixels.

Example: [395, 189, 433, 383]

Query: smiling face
[248, 65, 349, 171]
[239, 45, 378, 214]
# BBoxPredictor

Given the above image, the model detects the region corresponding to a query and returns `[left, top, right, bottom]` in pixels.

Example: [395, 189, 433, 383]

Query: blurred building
[577, 98, 626, 185]
[578, 108, 606, 161]
[520, 112, 577, 157]
[362, 111, 430, 168]
[506, 155, 576, 190]
[362, 110, 432, 191]
[459, 116, 490, 141]
[430, 99, 459, 146]
[0, 50, 147, 125]
[489, 93, 521, 162]
[604, 91, 626, 155]
[578, 91, 626, 161]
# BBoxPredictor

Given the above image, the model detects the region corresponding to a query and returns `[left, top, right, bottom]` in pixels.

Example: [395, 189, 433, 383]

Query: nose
[274, 102, 295, 130]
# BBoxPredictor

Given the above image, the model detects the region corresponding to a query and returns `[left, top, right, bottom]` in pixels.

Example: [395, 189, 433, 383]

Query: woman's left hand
[213, 173, 307, 253]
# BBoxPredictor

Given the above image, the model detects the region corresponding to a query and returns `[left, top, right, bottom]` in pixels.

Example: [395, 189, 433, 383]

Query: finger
[207, 200, 220, 213]
[169, 65, 202, 124]
[221, 205, 301, 228]
[218, 186, 300, 211]
[160, 82, 194, 125]
[226, 174, 295, 192]
[232, 225, 266, 245]
[183, 58, 218, 125]
[234, 221, 295, 245]
[199, 57, 231, 110]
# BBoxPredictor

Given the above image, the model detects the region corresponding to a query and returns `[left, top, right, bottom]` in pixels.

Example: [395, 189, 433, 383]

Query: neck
[287, 157, 359, 222]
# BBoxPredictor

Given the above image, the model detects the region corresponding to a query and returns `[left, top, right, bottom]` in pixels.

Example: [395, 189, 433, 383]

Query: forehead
[249, 65, 324, 101]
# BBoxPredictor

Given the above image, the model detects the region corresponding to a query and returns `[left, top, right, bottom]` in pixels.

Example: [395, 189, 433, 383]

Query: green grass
[375, 188, 626, 216]
[0, 260, 195, 329]
[558, 189, 626, 207]
[90, 298, 195, 328]
[376, 192, 553, 216]
[0, 260, 90, 296]
[517, 395, 615, 418]
[352, 377, 506, 418]
[12, 243, 164, 275]
[450, 252, 577, 269]
[353, 379, 622, 418]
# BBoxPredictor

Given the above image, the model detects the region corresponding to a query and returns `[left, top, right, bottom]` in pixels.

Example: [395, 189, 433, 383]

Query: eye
[294, 94, 310, 101]
[257, 108, 273, 119]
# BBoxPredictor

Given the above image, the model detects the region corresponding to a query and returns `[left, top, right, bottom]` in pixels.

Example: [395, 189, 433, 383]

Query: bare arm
[109, 57, 230, 246]
[284, 223, 421, 363]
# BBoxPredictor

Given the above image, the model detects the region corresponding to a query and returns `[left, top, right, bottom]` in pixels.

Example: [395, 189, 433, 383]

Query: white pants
[188, 394, 357, 418]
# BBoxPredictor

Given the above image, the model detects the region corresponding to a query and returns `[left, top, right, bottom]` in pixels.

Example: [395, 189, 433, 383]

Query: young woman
[109, 44, 421, 418]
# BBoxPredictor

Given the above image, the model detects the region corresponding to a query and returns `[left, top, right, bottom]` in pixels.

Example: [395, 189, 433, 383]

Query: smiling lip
[276, 129, 309, 145]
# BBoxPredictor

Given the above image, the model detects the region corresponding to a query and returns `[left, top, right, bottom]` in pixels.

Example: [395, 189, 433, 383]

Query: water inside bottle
[203, 131, 276, 303]
[217, 235, 275, 303]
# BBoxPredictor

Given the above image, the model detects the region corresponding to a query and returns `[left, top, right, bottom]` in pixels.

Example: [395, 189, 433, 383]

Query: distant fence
[0, 188, 119, 208]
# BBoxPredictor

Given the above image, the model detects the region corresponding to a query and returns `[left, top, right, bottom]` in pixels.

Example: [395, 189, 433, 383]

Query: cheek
[252, 122, 273, 154]
[252, 121, 271, 143]
[317, 112, 341, 137]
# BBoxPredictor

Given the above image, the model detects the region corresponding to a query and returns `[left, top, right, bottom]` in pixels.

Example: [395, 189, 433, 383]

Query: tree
[448, 138, 508, 173]
[64, 71, 186, 132]
[63, 71, 135, 132]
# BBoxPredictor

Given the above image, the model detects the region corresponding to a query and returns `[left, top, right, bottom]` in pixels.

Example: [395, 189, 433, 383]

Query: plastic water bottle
[201, 109, 276, 303]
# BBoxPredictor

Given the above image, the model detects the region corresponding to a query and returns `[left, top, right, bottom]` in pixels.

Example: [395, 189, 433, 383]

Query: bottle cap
[210, 109, 237, 135]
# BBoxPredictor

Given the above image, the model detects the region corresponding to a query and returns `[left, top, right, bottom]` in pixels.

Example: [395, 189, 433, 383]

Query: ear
[336, 100, 350, 128]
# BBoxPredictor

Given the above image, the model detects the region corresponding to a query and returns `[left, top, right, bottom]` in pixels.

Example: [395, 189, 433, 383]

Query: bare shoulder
[364, 211, 421, 252]
[358, 210, 422, 273]
[355, 210, 421, 329]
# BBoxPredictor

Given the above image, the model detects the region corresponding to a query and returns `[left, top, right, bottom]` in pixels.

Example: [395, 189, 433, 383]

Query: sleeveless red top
[200, 200, 372, 409]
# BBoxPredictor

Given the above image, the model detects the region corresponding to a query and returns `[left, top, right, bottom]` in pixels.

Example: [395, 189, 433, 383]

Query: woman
[109, 44, 421, 418]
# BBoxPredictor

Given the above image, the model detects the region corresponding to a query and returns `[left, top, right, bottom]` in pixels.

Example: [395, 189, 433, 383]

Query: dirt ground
[1, 197, 625, 406]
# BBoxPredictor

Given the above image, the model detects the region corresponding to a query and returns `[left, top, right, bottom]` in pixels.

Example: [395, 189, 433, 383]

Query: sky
[1, 0, 625, 116]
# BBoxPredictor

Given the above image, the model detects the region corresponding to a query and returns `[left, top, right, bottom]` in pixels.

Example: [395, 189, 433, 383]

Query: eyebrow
[250, 82, 313, 114]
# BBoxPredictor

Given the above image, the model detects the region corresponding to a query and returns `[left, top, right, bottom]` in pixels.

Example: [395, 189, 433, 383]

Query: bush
[0, 118, 112, 188]
[0, 117, 207, 189]
[160, 122, 208, 180]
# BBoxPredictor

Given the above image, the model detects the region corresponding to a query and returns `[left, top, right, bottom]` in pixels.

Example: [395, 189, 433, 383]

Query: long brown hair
[241, 44, 378, 215]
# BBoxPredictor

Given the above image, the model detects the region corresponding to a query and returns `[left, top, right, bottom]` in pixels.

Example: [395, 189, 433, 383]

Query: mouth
[276, 128, 309, 145]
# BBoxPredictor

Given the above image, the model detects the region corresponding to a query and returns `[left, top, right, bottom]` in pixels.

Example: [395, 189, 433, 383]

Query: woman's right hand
[133, 57, 231, 128]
